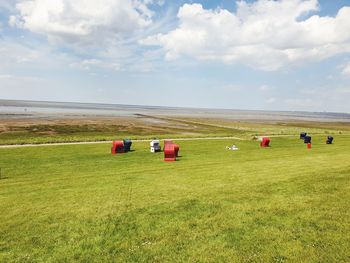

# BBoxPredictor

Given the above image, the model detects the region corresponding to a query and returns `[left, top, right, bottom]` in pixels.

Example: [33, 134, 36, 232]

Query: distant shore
[1, 99, 350, 123]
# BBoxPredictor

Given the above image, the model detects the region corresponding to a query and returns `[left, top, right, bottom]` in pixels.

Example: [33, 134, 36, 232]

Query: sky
[1, 0, 350, 112]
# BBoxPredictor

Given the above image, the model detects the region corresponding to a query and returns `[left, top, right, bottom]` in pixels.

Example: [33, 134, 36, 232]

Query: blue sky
[1, 0, 350, 112]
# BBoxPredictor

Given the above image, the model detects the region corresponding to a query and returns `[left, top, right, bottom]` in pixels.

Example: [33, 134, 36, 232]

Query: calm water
[1, 99, 350, 122]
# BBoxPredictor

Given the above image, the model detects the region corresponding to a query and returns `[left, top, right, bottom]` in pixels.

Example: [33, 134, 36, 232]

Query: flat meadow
[1, 126, 350, 262]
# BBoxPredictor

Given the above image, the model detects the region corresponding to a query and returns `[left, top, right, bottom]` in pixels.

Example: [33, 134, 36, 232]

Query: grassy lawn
[0, 135, 349, 262]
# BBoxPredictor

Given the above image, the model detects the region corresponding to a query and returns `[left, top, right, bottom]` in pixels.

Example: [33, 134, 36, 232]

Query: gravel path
[0, 136, 245, 148]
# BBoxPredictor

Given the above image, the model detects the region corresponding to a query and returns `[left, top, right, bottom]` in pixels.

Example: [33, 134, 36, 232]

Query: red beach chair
[111, 141, 124, 154]
[164, 144, 176, 161]
[260, 137, 270, 147]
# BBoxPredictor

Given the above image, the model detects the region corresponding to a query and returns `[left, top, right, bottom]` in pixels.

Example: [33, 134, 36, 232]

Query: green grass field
[1, 135, 349, 262]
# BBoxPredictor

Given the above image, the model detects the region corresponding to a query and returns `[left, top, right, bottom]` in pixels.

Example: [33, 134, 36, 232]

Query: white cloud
[300, 87, 318, 95]
[221, 84, 242, 92]
[266, 97, 276, 103]
[0, 74, 44, 82]
[259, 85, 270, 91]
[342, 63, 350, 76]
[336, 87, 350, 94]
[144, 0, 164, 6]
[0, 38, 42, 64]
[142, 0, 350, 71]
[70, 59, 121, 71]
[10, 0, 154, 46]
[0, 1, 15, 11]
[6, 0, 162, 73]
[0, 74, 14, 80]
[8, 15, 22, 28]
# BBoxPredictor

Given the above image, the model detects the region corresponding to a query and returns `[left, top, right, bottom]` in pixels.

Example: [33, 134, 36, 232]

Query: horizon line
[1, 98, 350, 116]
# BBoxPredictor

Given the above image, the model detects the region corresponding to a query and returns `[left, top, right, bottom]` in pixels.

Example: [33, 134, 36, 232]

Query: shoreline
[1, 99, 350, 123]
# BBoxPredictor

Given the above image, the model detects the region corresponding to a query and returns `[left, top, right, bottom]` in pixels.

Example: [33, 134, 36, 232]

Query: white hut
[150, 139, 161, 152]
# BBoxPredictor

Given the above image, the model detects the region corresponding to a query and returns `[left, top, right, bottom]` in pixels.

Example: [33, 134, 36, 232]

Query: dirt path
[0, 136, 245, 148]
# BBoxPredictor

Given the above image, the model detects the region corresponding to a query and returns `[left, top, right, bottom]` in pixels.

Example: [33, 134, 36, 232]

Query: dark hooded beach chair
[304, 135, 311, 144]
[123, 139, 132, 152]
[326, 136, 333, 144]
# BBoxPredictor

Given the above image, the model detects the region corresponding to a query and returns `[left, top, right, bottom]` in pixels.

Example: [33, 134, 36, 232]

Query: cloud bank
[342, 62, 350, 76]
[9, 0, 350, 71]
[142, 0, 350, 70]
[10, 0, 154, 45]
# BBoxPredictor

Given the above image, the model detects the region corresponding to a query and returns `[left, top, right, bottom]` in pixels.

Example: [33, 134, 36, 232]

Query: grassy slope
[0, 136, 349, 262]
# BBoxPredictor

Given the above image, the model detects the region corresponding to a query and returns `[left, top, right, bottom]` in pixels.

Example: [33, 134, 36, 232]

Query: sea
[1, 99, 350, 122]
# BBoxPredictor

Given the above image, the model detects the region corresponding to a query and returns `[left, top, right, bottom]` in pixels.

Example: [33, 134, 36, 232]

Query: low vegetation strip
[1, 116, 348, 146]
[0, 116, 246, 145]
